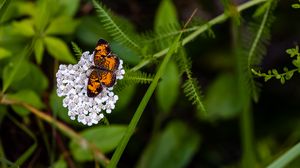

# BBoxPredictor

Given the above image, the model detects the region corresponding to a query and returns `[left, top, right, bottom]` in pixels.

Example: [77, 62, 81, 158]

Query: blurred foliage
[0, 0, 300, 168]
[137, 121, 200, 168]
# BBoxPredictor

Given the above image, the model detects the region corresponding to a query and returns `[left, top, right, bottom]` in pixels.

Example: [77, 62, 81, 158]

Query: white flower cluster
[56, 51, 125, 126]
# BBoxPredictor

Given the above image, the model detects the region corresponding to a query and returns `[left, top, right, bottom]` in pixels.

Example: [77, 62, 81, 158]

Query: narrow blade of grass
[108, 34, 183, 168]
[0, 158, 18, 168]
[0, 0, 11, 22]
[7, 114, 37, 166]
[15, 143, 37, 166]
[267, 142, 300, 168]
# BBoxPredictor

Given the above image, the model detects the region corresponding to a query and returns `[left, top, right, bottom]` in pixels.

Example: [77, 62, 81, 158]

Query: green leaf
[70, 125, 127, 162]
[0, 0, 11, 22]
[292, 57, 300, 68]
[44, 36, 76, 63]
[292, 4, 300, 9]
[57, 0, 80, 16]
[154, 0, 178, 31]
[137, 121, 201, 168]
[285, 71, 294, 80]
[204, 74, 241, 120]
[264, 75, 272, 82]
[6, 90, 45, 116]
[34, 38, 44, 64]
[2, 55, 31, 92]
[156, 61, 180, 113]
[272, 69, 278, 75]
[53, 157, 67, 168]
[111, 41, 141, 65]
[154, 0, 180, 113]
[34, 0, 50, 32]
[10, 62, 48, 95]
[49, 89, 74, 124]
[75, 16, 110, 46]
[286, 46, 299, 57]
[115, 84, 136, 112]
[1, 1, 35, 23]
[45, 16, 79, 35]
[280, 76, 285, 84]
[11, 19, 35, 37]
[0, 47, 11, 60]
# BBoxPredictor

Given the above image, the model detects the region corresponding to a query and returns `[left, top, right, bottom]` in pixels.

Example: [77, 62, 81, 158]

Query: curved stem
[0, 97, 110, 166]
[130, 0, 267, 72]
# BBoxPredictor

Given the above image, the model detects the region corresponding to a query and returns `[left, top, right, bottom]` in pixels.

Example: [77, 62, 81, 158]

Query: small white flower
[56, 51, 125, 126]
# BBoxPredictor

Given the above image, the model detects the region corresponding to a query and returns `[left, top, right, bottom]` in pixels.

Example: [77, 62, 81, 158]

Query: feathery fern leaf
[143, 24, 180, 43]
[71, 41, 82, 61]
[138, 23, 181, 57]
[92, 0, 142, 55]
[176, 49, 192, 76]
[115, 70, 154, 93]
[247, 5, 274, 68]
[176, 48, 206, 114]
[125, 71, 153, 83]
[141, 20, 215, 55]
[239, 0, 276, 102]
[183, 78, 206, 114]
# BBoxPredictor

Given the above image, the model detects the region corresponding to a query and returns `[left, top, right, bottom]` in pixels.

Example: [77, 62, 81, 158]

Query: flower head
[56, 51, 125, 126]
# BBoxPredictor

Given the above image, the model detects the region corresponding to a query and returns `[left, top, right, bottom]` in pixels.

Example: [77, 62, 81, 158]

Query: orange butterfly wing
[87, 39, 119, 97]
[98, 70, 116, 87]
[87, 70, 103, 97]
[94, 39, 111, 65]
[99, 54, 120, 71]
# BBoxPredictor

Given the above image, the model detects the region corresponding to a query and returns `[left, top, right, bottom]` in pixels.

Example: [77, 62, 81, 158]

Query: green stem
[130, 0, 267, 72]
[108, 35, 182, 168]
[240, 100, 255, 168]
[231, 14, 255, 167]
[252, 68, 298, 78]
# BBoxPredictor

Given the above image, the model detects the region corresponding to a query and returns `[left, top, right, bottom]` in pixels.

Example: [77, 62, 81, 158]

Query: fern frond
[176, 49, 192, 77]
[143, 24, 180, 43]
[71, 42, 82, 61]
[175, 48, 206, 114]
[138, 23, 181, 56]
[183, 78, 206, 114]
[141, 20, 215, 54]
[238, 0, 276, 102]
[92, 0, 142, 55]
[247, 3, 275, 68]
[115, 70, 154, 93]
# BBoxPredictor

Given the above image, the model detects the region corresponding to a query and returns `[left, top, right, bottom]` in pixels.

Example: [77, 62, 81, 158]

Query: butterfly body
[87, 39, 120, 97]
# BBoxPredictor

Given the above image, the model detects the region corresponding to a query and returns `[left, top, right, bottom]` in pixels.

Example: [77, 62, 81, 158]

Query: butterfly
[87, 39, 120, 97]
